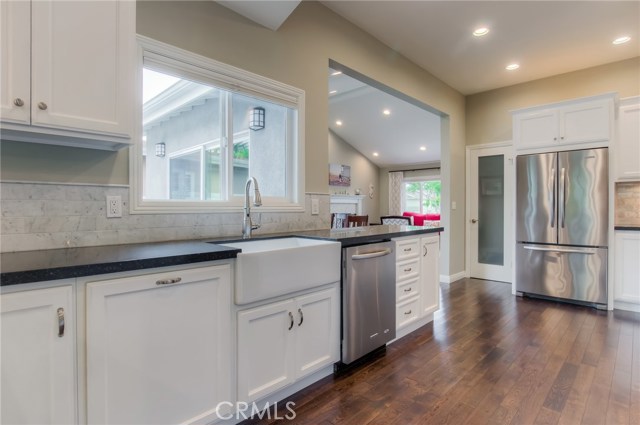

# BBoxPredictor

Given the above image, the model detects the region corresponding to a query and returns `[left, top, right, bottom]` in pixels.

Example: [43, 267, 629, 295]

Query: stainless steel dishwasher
[342, 241, 396, 364]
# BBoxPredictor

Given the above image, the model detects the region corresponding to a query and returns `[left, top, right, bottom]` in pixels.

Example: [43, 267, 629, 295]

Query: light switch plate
[311, 198, 319, 215]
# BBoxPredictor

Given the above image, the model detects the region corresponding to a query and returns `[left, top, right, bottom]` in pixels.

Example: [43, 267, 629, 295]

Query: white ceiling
[321, 1, 640, 95]
[328, 69, 441, 167]
[217, 0, 639, 167]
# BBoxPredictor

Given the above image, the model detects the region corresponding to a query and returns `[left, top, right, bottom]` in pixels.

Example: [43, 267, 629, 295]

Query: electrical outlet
[106, 195, 122, 218]
[311, 198, 320, 215]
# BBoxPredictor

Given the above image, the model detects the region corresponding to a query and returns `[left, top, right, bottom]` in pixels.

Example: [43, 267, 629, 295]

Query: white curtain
[388, 171, 404, 216]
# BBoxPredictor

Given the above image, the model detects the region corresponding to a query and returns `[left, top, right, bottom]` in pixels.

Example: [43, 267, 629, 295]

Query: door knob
[471, 219, 479, 223]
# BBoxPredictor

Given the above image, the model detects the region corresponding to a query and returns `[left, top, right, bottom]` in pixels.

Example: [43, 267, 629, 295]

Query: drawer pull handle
[404, 310, 412, 315]
[156, 277, 182, 285]
[404, 268, 412, 272]
[404, 288, 412, 292]
[298, 308, 304, 326]
[403, 248, 412, 252]
[288, 311, 294, 330]
[57, 308, 65, 337]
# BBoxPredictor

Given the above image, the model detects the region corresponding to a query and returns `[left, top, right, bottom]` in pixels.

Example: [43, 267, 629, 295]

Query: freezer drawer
[516, 244, 607, 305]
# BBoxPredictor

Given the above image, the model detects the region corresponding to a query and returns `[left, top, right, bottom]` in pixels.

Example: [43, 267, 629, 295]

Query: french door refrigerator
[516, 147, 608, 307]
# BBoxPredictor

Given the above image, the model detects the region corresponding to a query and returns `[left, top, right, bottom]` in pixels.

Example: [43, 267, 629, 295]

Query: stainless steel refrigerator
[516, 148, 608, 306]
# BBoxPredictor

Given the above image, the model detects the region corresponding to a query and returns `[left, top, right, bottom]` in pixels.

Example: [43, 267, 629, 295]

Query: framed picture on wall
[329, 163, 351, 186]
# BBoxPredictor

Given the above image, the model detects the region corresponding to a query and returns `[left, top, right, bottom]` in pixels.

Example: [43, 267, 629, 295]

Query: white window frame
[130, 36, 305, 214]
[401, 175, 441, 214]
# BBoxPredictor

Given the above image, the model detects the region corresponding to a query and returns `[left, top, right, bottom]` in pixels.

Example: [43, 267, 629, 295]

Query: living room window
[403, 179, 441, 214]
[131, 37, 305, 213]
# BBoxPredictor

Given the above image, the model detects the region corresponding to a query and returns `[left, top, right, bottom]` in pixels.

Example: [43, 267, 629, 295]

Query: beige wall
[328, 131, 380, 222]
[466, 57, 640, 146]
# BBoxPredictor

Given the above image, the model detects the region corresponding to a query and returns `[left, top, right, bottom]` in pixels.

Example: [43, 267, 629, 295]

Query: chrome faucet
[242, 177, 262, 239]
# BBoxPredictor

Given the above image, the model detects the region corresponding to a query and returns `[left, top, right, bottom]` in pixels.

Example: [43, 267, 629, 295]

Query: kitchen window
[131, 37, 305, 213]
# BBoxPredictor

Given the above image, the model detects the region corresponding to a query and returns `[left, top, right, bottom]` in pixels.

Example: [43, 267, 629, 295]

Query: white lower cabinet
[614, 231, 640, 311]
[237, 285, 339, 403]
[85, 265, 232, 425]
[1, 283, 76, 425]
[393, 234, 441, 335]
[420, 235, 440, 315]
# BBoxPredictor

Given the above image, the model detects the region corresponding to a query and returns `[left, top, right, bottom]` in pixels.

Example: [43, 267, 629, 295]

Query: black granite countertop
[0, 225, 443, 286]
[615, 226, 640, 231]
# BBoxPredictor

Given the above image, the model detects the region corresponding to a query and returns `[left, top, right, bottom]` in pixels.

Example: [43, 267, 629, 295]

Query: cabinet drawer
[396, 297, 420, 329]
[396, 238, 420, 260]
[396, 278, 420, 302]
[396, 258, 420, 281]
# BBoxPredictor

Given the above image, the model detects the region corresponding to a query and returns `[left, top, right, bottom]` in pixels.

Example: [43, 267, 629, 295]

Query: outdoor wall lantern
[249, 107, 265, 131]
[155, 142, 166, 157]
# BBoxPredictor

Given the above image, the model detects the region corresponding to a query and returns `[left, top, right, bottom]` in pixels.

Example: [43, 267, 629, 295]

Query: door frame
[465, 141, 515, 289]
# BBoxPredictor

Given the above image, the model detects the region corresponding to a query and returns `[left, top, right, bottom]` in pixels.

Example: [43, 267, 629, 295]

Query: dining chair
[380, 215, 411, 225]
[331, 213, 349, 229]
[347, 215, 369, 227]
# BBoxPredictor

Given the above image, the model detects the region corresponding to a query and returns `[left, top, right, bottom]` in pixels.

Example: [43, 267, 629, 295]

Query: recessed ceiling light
[336, 120, 343, 126]
[373, 152, 379, 157]
[329, 90, 337, 95]
[420, 146, 426, 151]
[383, 109, 391, 116]
[331, 71, 342, 76]
[613, 36, 631, 45]
[506, 63, 520, 71]
[473, 27, 490, 37]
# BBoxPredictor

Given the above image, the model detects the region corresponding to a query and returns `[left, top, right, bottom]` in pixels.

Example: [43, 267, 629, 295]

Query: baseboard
[614, 300, 640, 313]
[439, 271, 466, 284]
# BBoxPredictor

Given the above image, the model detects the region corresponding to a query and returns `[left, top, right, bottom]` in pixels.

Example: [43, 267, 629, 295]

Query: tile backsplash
[615, 181, 640, 227]
[0, 182, 330, 252]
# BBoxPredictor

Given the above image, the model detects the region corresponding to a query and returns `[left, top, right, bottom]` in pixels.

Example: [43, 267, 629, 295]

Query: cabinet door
[420, 235, 440, 316]
[0, 0, 30, 124]
[513, 109, 559, 150]
[560, 99, 612, 145]
[616, 101, 640, 180]
[86, 265, 232, 425]
[237, 299, 296, 403]
[294, 286, 339, 379]
[30, 0, 134, 136]
[614, 232, 640, 305]
[1, 285, 76, 425]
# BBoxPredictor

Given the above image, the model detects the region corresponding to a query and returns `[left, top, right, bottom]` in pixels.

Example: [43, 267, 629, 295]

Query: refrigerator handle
[523, 245, 596, 255]
[559, 167, 566, 228]
[550, 168, 556, 228]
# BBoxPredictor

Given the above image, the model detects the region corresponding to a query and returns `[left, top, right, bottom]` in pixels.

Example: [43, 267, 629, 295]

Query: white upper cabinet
[0, 0, 135, 150]
[615, 97, 640, 181]
[513, 93, 615, 152]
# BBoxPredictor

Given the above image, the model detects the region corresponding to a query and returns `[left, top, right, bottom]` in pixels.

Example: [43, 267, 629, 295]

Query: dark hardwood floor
[247, 278, 640, 425]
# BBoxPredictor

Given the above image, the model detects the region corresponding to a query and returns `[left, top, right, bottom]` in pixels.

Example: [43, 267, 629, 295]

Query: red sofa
[402, 212, 441, 226]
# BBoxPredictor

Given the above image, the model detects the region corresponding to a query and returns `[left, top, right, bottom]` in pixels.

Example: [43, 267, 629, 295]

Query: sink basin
[220, 237, 341, 305]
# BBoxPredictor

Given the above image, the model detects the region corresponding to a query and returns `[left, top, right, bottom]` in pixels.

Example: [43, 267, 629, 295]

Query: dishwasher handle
[351, 248, 392, 260]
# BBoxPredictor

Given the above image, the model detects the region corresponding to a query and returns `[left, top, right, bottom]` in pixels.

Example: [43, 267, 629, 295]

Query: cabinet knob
[37, 102, 48, 111]
[13, 98, 24, 107]
[553, 137, 557, 141]
[471, 218, 479, 223]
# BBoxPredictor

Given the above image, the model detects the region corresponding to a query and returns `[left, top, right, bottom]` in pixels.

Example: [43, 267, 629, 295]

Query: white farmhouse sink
[220, 237, 341, 305]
